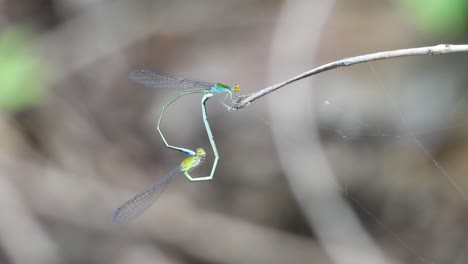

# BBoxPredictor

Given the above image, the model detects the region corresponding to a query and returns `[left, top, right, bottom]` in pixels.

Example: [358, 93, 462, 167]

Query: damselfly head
[196, 148, 206, 157]
[233, 84, 240, 93]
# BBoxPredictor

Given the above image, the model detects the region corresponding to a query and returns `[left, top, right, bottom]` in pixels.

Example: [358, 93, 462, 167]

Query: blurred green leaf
[398, 0, 468, 37]
[0, 28, 47, 112]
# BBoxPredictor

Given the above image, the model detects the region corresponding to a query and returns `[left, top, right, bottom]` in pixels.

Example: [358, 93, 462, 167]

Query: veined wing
[112, 166, 181, 226]
[129, 70, 215, 90]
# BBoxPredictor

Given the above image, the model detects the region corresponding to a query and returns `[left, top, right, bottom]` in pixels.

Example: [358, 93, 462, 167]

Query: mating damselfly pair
[112, 70, 240, 226]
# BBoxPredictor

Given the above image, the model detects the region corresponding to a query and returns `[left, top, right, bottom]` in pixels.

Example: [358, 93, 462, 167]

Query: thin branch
[232, 44, 468, 110]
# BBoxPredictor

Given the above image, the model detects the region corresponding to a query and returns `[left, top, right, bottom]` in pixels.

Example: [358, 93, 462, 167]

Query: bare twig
[232, 44, 468, 110]
[266, 1, 392, 263]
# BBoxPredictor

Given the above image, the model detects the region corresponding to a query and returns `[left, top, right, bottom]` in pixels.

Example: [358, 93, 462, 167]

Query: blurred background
[0, 0, 467, 263]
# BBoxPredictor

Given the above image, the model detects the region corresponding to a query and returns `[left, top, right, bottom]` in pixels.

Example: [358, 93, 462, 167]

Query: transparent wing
[112, 167, 181, 226]
[129, 70, 215, 90]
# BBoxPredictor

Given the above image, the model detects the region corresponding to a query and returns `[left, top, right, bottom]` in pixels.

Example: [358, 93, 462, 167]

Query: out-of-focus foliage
[398, 0, 468, 37]
[0, 28, 47, 111]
